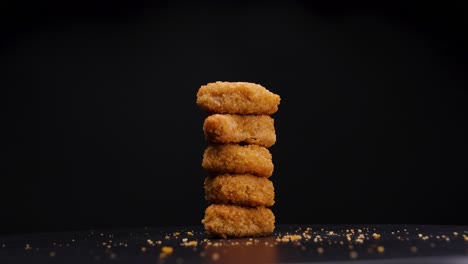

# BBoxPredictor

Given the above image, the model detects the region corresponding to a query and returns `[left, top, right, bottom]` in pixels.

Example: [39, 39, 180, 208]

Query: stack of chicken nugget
[196, 81, 281, 238]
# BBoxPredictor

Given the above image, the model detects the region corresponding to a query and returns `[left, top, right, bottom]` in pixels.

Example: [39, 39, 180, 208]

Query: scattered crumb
[211, 252, 220, 261]
[317, 247, 324, 254]
[349, 251, 358, 259]
[372, 233, 381, 239]
[181, 240, 198, 247]
[377, 246, 385, 253]
[141, 246, 147, 253]
[162, 246, 173, 254]
[410, 246, 418, 253]
[159, 246, 174, 259]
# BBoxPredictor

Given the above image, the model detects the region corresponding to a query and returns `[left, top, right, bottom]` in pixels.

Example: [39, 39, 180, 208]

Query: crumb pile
[196, 81, 281, 238]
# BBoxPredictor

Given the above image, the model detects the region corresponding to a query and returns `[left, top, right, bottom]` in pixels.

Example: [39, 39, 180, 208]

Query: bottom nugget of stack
[202, 204, 275, 238]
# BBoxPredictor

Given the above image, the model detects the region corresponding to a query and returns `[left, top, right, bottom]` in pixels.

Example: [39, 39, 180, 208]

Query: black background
[2, 1, 467, 234]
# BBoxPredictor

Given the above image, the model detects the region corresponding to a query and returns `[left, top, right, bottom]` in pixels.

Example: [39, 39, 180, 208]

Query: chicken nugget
[202, 204, 275, 238]
[203, 114, 276, 147]
[204, 174, 275, 207]
[196, 81, 281, 115]
[202, 144, 273, 177]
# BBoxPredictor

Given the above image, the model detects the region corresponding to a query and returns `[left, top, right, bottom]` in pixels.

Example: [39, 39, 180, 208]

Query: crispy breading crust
[196, 81, 281, 115]
[202, 144, 273, 177]
[204, 174, 275, 207]
[203, 114, 276, 148]
[201, 204, 275, 238]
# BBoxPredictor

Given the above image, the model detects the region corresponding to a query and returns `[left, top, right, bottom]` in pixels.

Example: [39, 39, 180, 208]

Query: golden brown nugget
[203, 114, 276, 147]
[202, 144, 273, 177]
[204, 174, 275, 207]
[202, 204, 275, 238]
[196, 81, 281, 115]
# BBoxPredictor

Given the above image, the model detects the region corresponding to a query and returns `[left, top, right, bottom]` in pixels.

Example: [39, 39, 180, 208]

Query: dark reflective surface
[1, 224, 467, 263]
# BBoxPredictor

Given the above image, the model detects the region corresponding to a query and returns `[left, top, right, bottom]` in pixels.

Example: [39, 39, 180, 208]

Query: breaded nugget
[202, 144, 273, 177]
[202, 204, 275, 238]
[204, 174, 275, 207]
[196, 81, 281, 115]
[203, 114, 276, 147]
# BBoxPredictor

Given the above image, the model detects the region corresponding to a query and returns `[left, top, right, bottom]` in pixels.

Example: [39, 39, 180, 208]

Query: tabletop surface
[1, 224, 467, 264]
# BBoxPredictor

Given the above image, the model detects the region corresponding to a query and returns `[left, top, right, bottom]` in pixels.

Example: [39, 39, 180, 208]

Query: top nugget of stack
[196, 81, 281, 115]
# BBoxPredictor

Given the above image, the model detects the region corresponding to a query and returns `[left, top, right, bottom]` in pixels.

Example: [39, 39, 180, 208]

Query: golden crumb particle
[350, 251, 358, 259]
[317, 247, 324, 254]
[463, 235, 468, 241]
[211, 252, 220, 261]
[162, 246, 174, 254]
[25, 244, 32, 251]
[372, 233, 381, 239]
[282, 234, 302, 242]
[159, 246, 174, 259]
[410, 246, 418, 253]
[181, 240, 198, 247]
[147, 239, 154, 246]
[140, 246, 147, 253]
[355, 238, 364, 244]
[453, 232, 459, 236]
[377, 246, 385, 253]
[187, 231, 194, 236]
